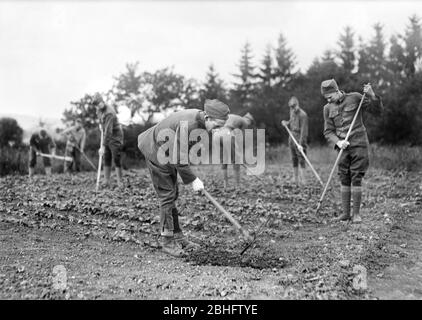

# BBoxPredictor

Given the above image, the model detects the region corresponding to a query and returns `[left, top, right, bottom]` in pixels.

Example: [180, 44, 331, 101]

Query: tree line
[2, 15, 421, 152]
[61, 15, 422, 149]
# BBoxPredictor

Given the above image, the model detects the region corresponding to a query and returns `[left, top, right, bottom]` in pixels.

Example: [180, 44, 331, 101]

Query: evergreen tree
[337, 26, 357, 73]
[201, 64, 227, 103]
[358, 24, 387, 88]
[403, 15, 422, 77]
[257, 44, 275, 88]
[388, 34, 407, 82]
[273, 33, 296, 88]
[230, 42, 257, 112]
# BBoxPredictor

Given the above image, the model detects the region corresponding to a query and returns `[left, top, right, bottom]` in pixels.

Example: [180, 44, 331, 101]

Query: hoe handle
[203, 190, 252, 241]
[316, 92, 367, 213]
[283, 124, 324, 187]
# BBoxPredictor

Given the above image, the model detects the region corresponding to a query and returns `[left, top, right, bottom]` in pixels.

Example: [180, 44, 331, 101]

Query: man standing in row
[28, 128, 56, 176]
[138, 99, 230, 257]
[93, 93, 124, 188]
[62, 118, 86, 173]
[281, 96, 309, 186]
[214, 112, 255, 190]
[321, 79, 383, 223]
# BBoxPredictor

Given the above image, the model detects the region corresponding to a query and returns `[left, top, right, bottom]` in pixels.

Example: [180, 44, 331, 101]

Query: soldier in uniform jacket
[321, 79, 383, 223]
[281, 96, 309, 186]
[93, 93, 124, 187]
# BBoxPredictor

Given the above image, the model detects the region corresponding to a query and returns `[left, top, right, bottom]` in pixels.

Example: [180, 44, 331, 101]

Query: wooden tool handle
[203, 190, 252, 241]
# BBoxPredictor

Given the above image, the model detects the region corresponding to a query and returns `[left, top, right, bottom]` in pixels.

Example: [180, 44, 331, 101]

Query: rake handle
[202, 189, 252, 241]
[283, 124, 324, 187]
[38, 153, 73, 162]
[95, 127, 104, 193]
[316, 91, 367, 213]
[73, 144, 97, 170]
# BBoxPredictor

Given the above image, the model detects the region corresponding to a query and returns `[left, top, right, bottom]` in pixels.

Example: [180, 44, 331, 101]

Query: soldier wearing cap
[138, 99, 230, 257]
[62, 119, 86, 173]
[93, 93, 124, 187]
[281, 96, 309, 186]
[28, 128, 57, 177]
[214, 112, 255, 189]
[321, 79, 383, 223]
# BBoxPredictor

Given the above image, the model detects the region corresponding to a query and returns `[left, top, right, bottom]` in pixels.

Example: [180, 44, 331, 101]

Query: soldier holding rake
[62, 118, 86, 173]
[28, 128, 56, 177]
[138, 99, 230, 257]
[281, 96, 309, 186]
[93, 93, 124, 188]
[321, 79, 383, 223]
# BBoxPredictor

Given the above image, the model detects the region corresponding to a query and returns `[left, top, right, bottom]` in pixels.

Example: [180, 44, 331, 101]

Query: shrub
[0, 146, 29, 176]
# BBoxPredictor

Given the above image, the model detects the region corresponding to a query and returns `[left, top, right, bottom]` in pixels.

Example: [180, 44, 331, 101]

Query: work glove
[281, 120, 289, 127]
[336, 140, 350, 150]
[191, 177, 204, 193]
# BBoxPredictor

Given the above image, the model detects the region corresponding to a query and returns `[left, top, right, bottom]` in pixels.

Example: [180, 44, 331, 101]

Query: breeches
[104, 141, 122, 167]
[146, 160, 181, 232]
[337, 146, 369, 186]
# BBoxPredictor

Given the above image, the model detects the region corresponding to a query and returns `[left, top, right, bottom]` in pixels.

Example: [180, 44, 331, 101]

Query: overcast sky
[0, 0, 421, 120]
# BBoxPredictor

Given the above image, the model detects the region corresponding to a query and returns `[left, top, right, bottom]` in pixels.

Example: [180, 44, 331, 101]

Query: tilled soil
[0, 164, 421, 299]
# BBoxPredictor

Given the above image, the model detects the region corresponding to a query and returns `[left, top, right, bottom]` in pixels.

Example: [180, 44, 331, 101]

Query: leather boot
[159, 229, 186, 257]
[336, 185, 351, 221]
[174, 232, 200, 251]
[45, 166, 52, 176]
[103, 166, 111, 187]
[352, 186, 363, 223]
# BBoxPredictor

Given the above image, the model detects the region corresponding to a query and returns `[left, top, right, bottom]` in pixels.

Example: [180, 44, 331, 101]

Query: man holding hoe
[93, 93, 124, 188]
[321, 79, 383, 223]
[62, 118, 87, 173]
[28, 128, 56, 177]
[138, 99, 230, 257]
[281, 96, 309, 186]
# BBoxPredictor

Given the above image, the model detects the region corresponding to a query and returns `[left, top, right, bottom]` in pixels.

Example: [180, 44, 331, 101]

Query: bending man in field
[138, 99, 229, 257]
[281, 96, 308, 186]
[214, 112, 255, 190]
[321, 79, 383, 223]
[62, 119, 86, 173]
[93, 93, 124, 188]
[28, 128, 56, 177]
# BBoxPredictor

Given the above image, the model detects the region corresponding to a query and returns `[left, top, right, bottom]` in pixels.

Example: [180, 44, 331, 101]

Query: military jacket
[288, 107, 308, 146]
[138, 109, 206, 184]
[323, 91, 383, 148]
[99, 105, 123, 146]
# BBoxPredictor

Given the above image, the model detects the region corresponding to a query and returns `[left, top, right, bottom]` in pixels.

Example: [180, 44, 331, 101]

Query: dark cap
[321, 79, 339, 95]
[92, 93, 104, 105]
[204, 99, 230, 121]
